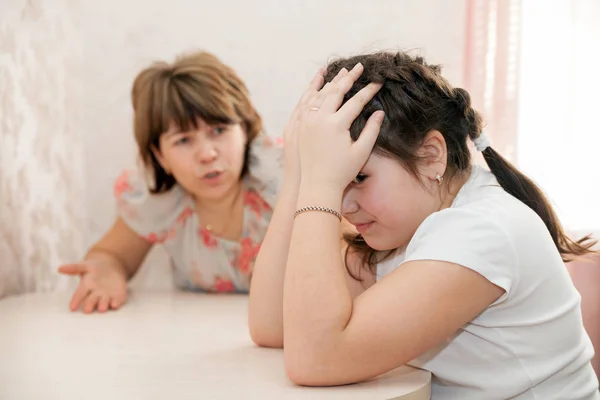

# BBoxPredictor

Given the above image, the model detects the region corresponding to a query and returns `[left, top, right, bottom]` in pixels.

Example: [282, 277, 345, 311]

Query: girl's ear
[417, 130, 448, 183]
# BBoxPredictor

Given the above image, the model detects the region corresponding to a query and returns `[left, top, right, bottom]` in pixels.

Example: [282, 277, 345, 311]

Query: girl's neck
[439, 167, 472, 210]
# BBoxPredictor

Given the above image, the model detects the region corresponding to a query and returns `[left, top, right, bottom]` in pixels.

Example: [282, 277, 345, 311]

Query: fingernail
[341, 67, 348, 74]
[374, 110, 385, 120]
[353, 62, 363, 71]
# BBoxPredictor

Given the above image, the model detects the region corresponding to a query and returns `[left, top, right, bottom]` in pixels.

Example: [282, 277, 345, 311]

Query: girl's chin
[362, 236, 402, 253]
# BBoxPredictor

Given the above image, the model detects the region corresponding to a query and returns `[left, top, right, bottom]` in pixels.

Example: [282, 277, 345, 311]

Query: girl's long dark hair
[325, 51, 596, 277]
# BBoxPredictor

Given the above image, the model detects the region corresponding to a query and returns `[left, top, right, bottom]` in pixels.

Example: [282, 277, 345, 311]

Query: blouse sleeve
[245, 131, 284, 208]
[113, 168, 186, 243]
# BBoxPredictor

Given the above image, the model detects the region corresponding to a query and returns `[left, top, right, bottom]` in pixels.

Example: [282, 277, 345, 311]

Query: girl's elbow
[284, 348, 341, 387]
[285, 355, 321, 386]
[248, 323, 284, 349]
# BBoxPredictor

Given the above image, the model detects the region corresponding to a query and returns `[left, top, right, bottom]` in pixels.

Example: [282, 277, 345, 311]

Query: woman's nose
[195, 141, 218, 163]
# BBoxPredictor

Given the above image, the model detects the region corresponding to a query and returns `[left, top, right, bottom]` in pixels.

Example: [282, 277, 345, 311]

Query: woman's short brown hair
[131, 50, 263, 193]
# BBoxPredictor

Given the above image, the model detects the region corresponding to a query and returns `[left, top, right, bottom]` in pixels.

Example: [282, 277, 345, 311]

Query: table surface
[0, 291, 431, 400]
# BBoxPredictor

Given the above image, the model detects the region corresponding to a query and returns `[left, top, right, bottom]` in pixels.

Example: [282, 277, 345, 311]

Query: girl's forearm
[248, 179, 300, 348]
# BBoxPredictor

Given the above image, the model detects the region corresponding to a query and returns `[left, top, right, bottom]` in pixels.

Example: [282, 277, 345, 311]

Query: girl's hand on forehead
[296, 63, 384, 193]
[281, 68, 326, 183]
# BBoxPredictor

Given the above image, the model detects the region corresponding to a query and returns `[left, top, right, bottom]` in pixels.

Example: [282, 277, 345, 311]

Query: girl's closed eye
[353, 173, 368, 184]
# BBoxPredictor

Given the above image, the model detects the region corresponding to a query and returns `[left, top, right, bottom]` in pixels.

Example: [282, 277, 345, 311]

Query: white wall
[79, 0, 468, 289]
[1, 0, 467, 293]
[0, 0, 85, 297]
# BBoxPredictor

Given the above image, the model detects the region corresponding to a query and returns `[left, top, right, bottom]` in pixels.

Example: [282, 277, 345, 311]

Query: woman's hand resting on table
[58, 260, 128, 313]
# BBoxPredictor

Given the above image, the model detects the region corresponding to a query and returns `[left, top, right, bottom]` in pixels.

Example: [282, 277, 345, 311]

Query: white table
[0, 292, 431, 399]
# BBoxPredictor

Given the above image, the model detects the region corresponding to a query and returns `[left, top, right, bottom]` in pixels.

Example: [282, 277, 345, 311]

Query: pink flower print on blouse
[198, 227, 218, 248]
[214, 276, 235, 292]
[113, 170, 133, 198]
[145, 228, 176, 244]
[237, 237, 261, 275]
[190, 264, 212, 288]
[176, 206, 194, 224]
[243, 191, 271, 218]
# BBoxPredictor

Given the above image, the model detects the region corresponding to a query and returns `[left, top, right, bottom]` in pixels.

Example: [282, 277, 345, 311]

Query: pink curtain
[568, 255, 600, 374]
[463, 0, 521, 161]
[464, 0, 600, 376]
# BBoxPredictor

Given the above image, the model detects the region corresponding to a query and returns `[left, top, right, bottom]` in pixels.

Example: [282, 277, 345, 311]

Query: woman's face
[153, 118, 247, 202]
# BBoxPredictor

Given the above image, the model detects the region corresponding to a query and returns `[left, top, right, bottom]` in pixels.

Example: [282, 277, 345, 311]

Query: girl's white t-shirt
[377, 165, 599, 399]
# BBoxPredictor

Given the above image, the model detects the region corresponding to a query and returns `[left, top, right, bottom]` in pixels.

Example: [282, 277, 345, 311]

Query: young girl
[250, 51, 599, 398]
[58, 51, 283, 313]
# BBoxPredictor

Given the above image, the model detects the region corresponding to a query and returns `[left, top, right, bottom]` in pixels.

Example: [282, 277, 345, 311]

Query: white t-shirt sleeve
[403, 208, 519, 301]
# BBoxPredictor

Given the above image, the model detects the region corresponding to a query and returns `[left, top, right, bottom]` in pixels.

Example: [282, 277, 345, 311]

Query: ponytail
[461, 86, 596, 263]
[324, 51, 597, 278]
[481, 145, 597, 262]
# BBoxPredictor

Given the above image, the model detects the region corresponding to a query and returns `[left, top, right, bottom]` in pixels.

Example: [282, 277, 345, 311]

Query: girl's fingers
[293, 69, 327, 117]
[337, 82, 383, 125]
[320, 63, 364, 113]
[310, 68, 326, 90]
[331, 67, 349, 84]
[353, 110, 385, 160]
[307, 68, 349, 111]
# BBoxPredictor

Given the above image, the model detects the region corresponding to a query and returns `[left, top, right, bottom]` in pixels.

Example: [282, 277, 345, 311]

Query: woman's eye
[174, 136, 190, 145]
[353, 173, 368, 184]
[212, 126, 227, 136]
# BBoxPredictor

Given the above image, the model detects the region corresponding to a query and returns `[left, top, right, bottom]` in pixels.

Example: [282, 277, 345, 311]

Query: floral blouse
[114, 132, 284, 293]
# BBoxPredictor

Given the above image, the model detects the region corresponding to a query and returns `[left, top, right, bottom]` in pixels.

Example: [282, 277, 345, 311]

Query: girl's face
[153, 118, 247, 202]
[341, 155, 435, 250]
[341, 132, 449, 251]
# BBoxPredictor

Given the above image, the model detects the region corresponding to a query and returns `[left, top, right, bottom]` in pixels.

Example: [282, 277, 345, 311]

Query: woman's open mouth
[203, 171, 221, 179]
[200, 169, 225, 184]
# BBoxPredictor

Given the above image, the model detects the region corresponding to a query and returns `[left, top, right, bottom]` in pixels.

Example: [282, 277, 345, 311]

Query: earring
[435, 173, 444, 185]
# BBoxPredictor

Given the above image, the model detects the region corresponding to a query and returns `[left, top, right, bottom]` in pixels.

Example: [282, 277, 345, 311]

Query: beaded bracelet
[294, 206, 342, 221]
